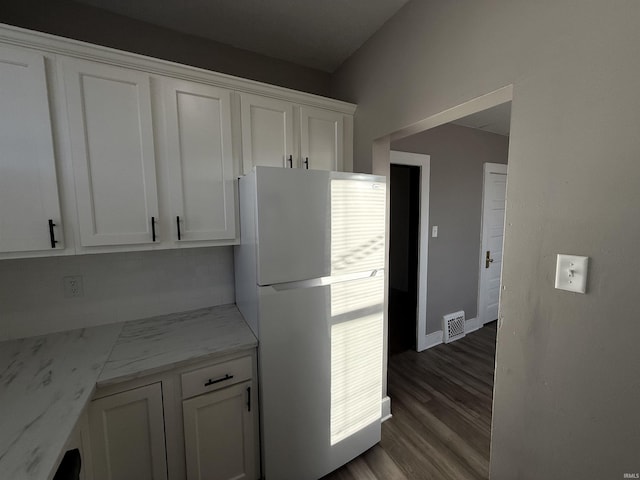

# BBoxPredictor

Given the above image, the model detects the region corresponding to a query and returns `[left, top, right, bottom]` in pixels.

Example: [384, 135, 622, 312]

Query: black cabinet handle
[151, 216, 156, 242]
[204, 373, 233, 387]
[304, 157, 309, 169]
[176, 216, 181, 240]
[48, 219, 58, 248]
[287, 155, 293, 168]
[247, 386, 251, 412]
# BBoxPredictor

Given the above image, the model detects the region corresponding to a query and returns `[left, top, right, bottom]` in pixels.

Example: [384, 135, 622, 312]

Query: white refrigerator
[234, 166, 387, 480]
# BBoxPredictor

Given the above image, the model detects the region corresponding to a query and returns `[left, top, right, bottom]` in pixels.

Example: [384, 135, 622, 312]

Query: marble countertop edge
[0, 304, 255, 480]
[96, 340, 257, 388]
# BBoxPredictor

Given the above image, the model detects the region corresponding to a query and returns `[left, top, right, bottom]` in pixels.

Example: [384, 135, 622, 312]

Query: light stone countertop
[98, 304, 257, 387]
[0, 304, 256, 480]
[0, 324, 122, 480]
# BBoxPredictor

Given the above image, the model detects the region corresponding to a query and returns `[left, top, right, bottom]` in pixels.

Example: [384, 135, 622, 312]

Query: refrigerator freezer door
[255, 167, 330, 285]
[255, 167, 387, 286]
[258, 273, 384, 480]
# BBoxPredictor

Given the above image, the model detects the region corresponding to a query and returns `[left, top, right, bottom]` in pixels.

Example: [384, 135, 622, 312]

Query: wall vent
[443, 310, 466, 343]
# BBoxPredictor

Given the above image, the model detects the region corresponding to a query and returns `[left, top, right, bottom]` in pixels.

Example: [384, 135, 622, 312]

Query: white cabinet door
[63, 58, 159, 247]
[183, 381, 256, 480]
[89, 383, 167, 480]
[240, 93, 294, 174]
[299, 106, 344, 171]
[0, 46, 63, 252]
[162, 79, 236, 242]
[64, 411, 94, 480]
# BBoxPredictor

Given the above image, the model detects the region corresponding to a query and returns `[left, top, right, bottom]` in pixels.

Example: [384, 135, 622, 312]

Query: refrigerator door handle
[267, 269, 384, 291]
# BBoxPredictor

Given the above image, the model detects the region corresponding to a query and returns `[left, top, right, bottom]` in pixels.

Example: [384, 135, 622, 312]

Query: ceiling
[452, 102, 512, 136]
[72, 0, 410, 72]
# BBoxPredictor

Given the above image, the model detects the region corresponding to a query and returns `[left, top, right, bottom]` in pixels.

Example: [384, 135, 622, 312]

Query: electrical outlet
[63, 275, 84, 298]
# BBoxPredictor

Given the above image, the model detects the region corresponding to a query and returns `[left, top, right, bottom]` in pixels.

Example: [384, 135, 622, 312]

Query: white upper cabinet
[0, 46, 63, 253]
[0, 25, 355, 259]
[162, 79, 236, 242]
[62, 58, 159, 247]
[240, 94, 348, 174]
[240, 93, 294, 174]
[299, 106, 344, 172]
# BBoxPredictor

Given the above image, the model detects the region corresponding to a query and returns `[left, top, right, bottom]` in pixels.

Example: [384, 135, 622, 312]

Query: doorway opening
[388, 163, 420, 355]
[388, 98, 511, 348]
[326, 86, 514, 480]
[382, 88, 511, 478]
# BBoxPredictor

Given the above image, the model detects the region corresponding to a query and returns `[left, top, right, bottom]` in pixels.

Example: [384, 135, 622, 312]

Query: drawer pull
[204, 374, 234, 387]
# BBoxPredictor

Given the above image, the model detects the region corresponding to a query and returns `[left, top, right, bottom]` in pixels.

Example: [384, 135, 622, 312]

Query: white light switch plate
[555, 254, 588, 293]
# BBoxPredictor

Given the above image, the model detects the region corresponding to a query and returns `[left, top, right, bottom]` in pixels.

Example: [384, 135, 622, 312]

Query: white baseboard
[381, 396, 392, 422]
[418, 330, 443, 352]
[465, 317, 480, 333]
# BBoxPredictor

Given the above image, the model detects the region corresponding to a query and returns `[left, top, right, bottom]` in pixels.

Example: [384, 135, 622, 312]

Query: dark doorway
[388, 164, 420, 355]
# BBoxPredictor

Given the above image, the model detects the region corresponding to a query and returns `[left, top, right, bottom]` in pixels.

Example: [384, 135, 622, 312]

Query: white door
[299, 106, 343, 171]
[63, 58, 159, 247]
[89, 383, 167, 480]
[478, 163, 508, 325]
[162, 79, 236, 242]
[240, 93, 294, 173]
[183, 381, 256, 480]
[0, 46, 63, 253]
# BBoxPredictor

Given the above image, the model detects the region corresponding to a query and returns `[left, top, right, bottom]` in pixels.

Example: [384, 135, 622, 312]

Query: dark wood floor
[322, 322, 497, 480]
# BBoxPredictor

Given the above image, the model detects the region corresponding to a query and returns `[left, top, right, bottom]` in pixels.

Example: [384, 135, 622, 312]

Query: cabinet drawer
[182, 356, 252, 399]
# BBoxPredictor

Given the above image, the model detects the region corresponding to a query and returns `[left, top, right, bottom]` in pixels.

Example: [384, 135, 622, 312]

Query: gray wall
[392, 123, 509, 334]
[333, 1, 640, 478]
[0, 0, 331, 96]
[0, 248, 235, 341]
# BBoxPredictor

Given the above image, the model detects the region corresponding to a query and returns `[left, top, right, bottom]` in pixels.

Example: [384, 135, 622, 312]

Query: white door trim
[389, 151, 431, 352]
[390, 85, 513, 143]
[477, 162, 508, 326]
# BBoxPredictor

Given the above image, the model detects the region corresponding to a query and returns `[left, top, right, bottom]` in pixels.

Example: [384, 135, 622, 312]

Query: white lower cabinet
[88, 383, 168, 480]
[183, 381, 256, 480]
[85, 353, 258, 480]
[63, 411, 94, 480]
